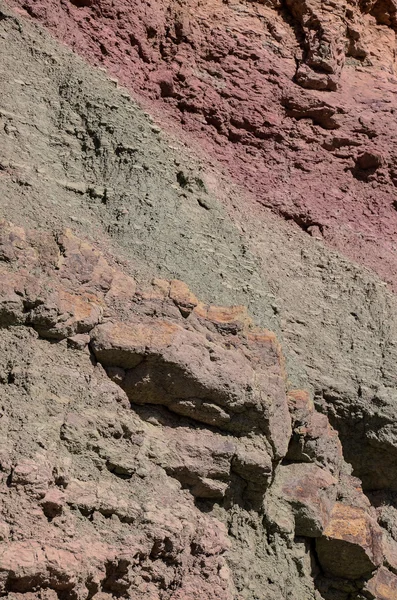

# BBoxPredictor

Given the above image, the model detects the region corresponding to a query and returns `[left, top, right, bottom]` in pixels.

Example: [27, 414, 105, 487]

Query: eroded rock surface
[0, 220, 396, 599]
[2, 4, 397, 598]
[7, 0, 397, 294]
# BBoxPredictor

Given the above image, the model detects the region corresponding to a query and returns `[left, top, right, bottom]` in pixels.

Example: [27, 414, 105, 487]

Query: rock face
[3, 1, 397, 598]
[0, 219, 396, 599]
[7, 0, 397, 294]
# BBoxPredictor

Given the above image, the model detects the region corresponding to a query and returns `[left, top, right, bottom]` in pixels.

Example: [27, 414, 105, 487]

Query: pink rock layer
[7, 0, 397, 291]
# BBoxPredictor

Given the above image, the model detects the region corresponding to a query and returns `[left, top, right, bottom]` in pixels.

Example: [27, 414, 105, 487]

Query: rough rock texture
[3, 2, 397, 598]
[8, 0, 397, 294]
[4, 0, 397, 501]
[1, 219, 397, 599]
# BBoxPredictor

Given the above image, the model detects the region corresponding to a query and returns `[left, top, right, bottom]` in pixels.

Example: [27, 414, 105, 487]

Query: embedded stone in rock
[168, 399, 232, 428]
[93, 317, 291, 445]
[153, 423, 276, 499]
[40, 488, 66, 519]
[356, 150, 383, 171]
[30, 289, 103, 339]
[382, 531, 397, 575]
[0, 270, 26, 327]
[285, 0, 346, 91]
[169, 279, 198, 317]
[316, 503, 383, 579]
[0, 539, 110, 596]
[90, 320, 181, 368]
[232, 441, 273, 491]
[193, 304, 251, 334]
[281, 93, 341, 130]
[364, 567, 397, 600]
[271, 463, 337, 537]
[287, 389, 343, 476]
[10, 457, 53, 498]
[65, 479, 140, 522]
[56, 229, 136, 302]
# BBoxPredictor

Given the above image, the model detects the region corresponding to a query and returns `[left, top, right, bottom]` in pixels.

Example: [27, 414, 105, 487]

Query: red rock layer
[7, 0, 397, 291]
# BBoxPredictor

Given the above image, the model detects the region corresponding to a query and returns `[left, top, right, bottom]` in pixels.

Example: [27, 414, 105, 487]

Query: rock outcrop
[0, 219, 396, 599]
[7, 0, 397, 294]
[3, 2, 397, 598]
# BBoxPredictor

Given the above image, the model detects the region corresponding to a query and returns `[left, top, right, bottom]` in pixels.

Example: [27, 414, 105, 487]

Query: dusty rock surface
[7, 0, 397, 294]
[2, 2, 397, 598]
[1, 218, 397, 599]
[3, 0, 397, 502]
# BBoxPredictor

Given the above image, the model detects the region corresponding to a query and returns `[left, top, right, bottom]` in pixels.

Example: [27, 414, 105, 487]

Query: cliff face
[1, 219, 396, 600]
[7, 0, 397, 291]
[2, 1, 397, 599]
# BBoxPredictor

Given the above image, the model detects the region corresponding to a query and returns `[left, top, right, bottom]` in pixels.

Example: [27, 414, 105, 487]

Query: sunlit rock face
[8, 0, 397, 292]
[3, 1, 397, 598]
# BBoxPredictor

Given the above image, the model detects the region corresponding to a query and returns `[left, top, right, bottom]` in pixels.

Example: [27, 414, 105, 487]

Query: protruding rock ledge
[1, 220, 396, 597]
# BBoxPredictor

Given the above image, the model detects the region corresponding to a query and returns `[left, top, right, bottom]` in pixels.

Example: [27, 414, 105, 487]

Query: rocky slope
[2, 1, 397, 598]
[2, 218, 397, 600]
[7, 0, 397, 291]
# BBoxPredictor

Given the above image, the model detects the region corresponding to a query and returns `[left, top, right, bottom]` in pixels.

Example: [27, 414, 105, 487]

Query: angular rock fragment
[270, 463, 337, 537]
[364, 567, 397, 600]
[287, 389, 343, 476]
[316, 503, 383, 579]
[91, 316, 291, 452]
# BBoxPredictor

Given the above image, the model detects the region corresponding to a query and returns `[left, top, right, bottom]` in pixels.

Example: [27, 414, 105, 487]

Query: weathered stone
[90, 319, 180, 368]
[316, 503, 383, 579]
[270, 463, 337, 537]
[364, 567, 397, 600]
[67, 333, 90, 350]
[65, 479, 140, 522]
[30, 289, 103, 339]
[232, 441, 273, 491]
[40, 488, 66, 518]
[92, 316, 291, 448]
[0, 219, 380, 598]
[287, 389, 343, 475]
[169, 279, 198, 316]
[382, 532, 397, 575]
[11, 457, 53, 498]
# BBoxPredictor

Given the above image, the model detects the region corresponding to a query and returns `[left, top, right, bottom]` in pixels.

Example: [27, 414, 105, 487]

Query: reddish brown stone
[365, 567, 397, 600]
[272, 463, 337, 537]
[316, 503, 383, 579]
[287, 389, 343, 475]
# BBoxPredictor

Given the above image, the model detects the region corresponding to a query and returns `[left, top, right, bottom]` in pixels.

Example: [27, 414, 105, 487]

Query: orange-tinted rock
[364, 567, 397, 600]
[316, 503, 383, 579]
[194, 303, 251, 334]
[30, 289, 103, 339]
[169, 279, 198, 316]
